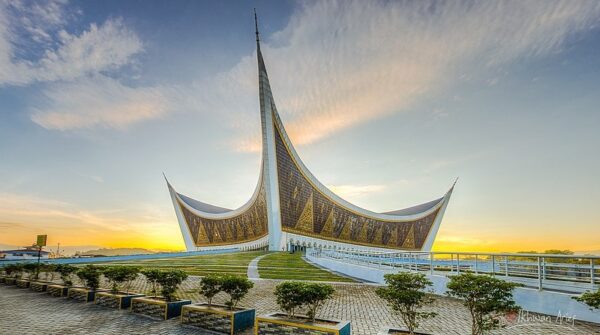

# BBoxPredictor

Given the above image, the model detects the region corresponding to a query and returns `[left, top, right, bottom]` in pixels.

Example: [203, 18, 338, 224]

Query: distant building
[0, 246, 49, 260]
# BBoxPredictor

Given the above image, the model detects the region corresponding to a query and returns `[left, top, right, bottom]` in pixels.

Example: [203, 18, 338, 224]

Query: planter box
[47, 284, 70, 297]
[15, 279, 31, 288]
[256, 313, 351, 335]
[29, 281, 49, 292]
[378, 327, 433, 335]
[67, 287, 102, 302]
[131, 297, 191, 320]
[181, 303, 255, 334]
[4, 277, 17, 285]
[95, 291, 145, 309]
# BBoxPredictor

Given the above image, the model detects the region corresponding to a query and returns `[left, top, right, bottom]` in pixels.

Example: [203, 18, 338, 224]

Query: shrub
[76, 265, 102, 291]
[103, 266, 141, 294]
[303, 283, 335, 322]
[4, 264, 22, 278]
[199, 274, 223, 306]
[274, 281, 335, 322]
[274, 281, 305, 318]
[41, 264, 58, 282]
[574, 289, 600, 310]
[156, 270, 188, 302]
[446, 273, 520, 335]
[220, 275, 254, 310]
[376, 273, 437, 335]
[22, 263, 38, 279]
[141, 269, 161, 297]
[56, 264, 78, 287]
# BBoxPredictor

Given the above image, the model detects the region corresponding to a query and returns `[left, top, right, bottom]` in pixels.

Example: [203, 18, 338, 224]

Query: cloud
[0, 1, 164, 131]
[0, 192, 173, 236]
[30, 75, 168, 130]
[197, 0, 600, 151]
[5, 1, 600, 134]
[327, 184, 386, 198]
[0, 1, 142, 86]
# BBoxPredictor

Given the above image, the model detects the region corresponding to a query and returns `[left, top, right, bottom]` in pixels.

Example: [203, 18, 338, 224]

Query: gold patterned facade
[177, 185, 269, 246]
[274, 121, 440, 250]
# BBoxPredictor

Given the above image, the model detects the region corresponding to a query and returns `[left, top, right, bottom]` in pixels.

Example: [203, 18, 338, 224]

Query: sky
[1, 0, 600, 254]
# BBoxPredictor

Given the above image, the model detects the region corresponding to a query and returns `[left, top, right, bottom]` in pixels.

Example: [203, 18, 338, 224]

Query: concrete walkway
[247, 253, 269, 279]
[3, 279, 599, 334]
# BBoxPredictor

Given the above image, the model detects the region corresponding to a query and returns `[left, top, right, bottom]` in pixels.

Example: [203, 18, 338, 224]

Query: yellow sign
[36, 235, 47, 247]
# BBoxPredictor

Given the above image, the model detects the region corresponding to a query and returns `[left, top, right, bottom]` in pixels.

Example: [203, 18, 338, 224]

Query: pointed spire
[254, 8, 260, 44]
[254, 9, 267, 74]
[163, 172, 172, 188]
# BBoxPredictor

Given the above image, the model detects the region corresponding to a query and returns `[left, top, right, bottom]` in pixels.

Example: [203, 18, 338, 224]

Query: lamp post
[35, 235, 47, 280]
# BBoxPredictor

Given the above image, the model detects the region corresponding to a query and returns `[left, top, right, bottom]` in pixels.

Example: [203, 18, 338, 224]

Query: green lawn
[92, 250, 354, 282]
[257, 252, 354, 282]
[97, 251, 266, 277]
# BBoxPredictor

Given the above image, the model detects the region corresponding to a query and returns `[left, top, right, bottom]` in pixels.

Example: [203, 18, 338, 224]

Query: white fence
[308, 249, 599, 294]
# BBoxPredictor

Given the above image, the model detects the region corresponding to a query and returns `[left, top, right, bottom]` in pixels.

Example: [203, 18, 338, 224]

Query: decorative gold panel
[178, 184, 268, 247]
[274, 122, 439, 250]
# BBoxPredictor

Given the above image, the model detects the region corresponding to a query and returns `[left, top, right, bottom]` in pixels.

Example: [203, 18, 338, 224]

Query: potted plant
[181, 274, 256, 334]
[2, 264, 22, 285]
[574, 289, 600, 310]
[376, 273, 437, 335]
[0, 266, 6, 284]
[17, 263, 36, 287]
[256, 281, 350, 335]
[15, 263, 37, 288]
[95, 266, 144, 309]
[141, 269, 161, 297]
[29, 263, 57, 292]
[446, 273, 520, 335]
[131, 269, 191, 320]
[48, 264, 77, 297]
[68, 264, 104, 302]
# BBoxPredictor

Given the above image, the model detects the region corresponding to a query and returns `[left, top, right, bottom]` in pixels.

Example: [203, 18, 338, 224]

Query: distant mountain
[79, 248, 157, 257]
[0, 244, 18, 250]
[576, 250, 600, 256]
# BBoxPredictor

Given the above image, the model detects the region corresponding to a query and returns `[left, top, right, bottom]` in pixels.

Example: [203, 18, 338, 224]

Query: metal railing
[308, 249, 600, 294]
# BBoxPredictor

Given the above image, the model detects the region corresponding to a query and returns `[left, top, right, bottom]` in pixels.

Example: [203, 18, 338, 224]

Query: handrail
[335, 249, 600, 259]
[308, 248, 599, 294]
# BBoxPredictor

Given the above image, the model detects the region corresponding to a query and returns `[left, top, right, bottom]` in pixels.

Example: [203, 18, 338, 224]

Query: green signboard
[36, 235, 47, 247]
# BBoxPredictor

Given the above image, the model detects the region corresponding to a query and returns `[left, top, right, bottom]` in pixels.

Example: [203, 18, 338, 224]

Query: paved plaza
[1, 278, 599, 335]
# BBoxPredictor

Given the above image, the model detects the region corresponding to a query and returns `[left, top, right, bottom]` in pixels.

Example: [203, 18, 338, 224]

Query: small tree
[22, 263, 38, 280]
[41, 264, 58, 282]
[56, 264, 78, 287]
[76, 265, 102, 291]
[274, 281, 335, 322]
[376, 273, 437, 335]
[156, 270, 188, 302]
[446, 273, 520, 335]
[103, 266, 141, 294]
[4, 264, 22, 278]
[220, 275, 254, 310]
[274, 281, 306, 318]
[303, 283, 335, 322]
[141, 269, 162, 297]
[574, 289, 600, 310]
[199, 274, 223, 306]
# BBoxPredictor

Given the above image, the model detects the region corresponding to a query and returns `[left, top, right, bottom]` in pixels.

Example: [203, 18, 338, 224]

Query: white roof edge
[165, 171, 264, 220]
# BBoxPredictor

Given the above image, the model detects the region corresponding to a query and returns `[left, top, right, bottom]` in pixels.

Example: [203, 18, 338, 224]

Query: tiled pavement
[1, 278, 599, 335]
[0, 285, 212, 335]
